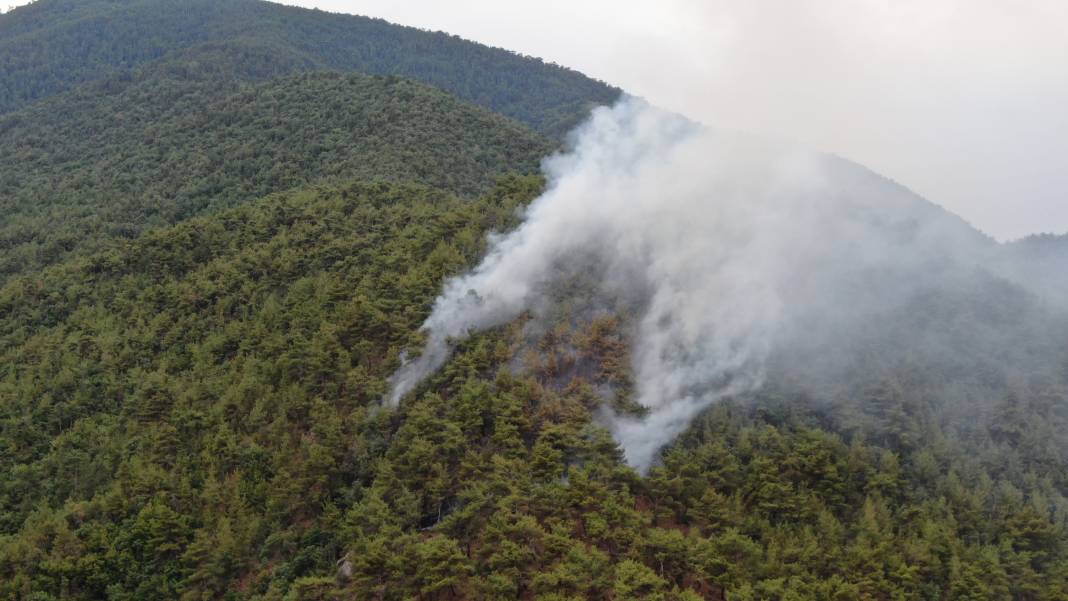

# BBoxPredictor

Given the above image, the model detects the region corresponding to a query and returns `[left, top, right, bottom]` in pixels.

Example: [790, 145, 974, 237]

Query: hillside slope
[2, 172, 1068, 600]
[0, 41, 552, 279]
[0, 175, 544, 599]
[0, 0, 620, 135]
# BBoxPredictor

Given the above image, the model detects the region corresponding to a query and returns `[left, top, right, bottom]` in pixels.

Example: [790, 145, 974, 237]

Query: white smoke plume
[386, 96, 987, 471]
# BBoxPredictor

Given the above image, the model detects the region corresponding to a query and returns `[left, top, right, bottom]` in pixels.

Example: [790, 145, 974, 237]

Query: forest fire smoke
[387, 96, 980, 471]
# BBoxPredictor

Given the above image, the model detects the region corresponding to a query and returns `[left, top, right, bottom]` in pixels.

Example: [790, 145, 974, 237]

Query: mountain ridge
[0, 40, 553, 279]
[0, 0, 620, 135]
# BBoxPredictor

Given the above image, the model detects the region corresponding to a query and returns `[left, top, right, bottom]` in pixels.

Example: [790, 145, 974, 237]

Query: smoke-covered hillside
[992, 233, 1068, 303]
[1, 2, 1067, 600]
[388, 98, 1060, 468]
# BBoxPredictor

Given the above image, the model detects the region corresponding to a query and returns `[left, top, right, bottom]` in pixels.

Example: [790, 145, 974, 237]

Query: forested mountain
[993, 233, 1068, 303]
[0, 40, 552, 279]
[0, 0, 619, 135]
[4, 173, 1068, 600]
[1, 1, 1067, 600]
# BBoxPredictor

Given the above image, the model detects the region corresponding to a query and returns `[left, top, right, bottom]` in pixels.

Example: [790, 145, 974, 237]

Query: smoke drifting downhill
[387, 96, 989, 472]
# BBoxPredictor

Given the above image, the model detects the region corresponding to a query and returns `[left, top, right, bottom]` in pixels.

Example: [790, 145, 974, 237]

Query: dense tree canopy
[0, 0, 619, 135]
[2, 174, 1068, 600]
[0, 45, 552, 279]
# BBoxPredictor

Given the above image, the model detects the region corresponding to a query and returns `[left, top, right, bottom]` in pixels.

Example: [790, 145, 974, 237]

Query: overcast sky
[5, 0, 1066, 240]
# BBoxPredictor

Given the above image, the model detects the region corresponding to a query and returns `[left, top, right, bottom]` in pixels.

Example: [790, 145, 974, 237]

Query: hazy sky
[5, 0, 1066, 240]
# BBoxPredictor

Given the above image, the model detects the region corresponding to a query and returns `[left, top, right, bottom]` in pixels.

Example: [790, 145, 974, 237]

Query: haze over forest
[280, 0, 1068, 242]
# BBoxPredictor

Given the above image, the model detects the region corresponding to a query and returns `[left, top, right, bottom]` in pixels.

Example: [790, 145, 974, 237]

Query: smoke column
[386, 96, 984, 471]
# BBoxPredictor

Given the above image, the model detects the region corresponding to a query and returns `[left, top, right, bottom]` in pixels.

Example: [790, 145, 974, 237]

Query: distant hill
[0, 0, 620, 135]
[992, 233, 1068, 303]
[0, 40, 553, 278]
